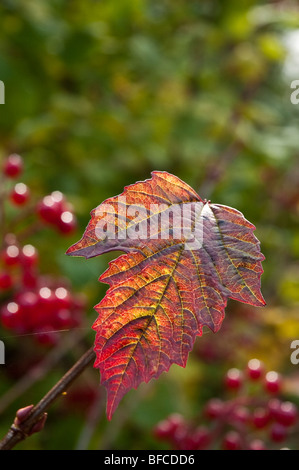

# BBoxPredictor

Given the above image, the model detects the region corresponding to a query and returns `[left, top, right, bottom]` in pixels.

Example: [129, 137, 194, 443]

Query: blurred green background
[0, 0, 299, 450]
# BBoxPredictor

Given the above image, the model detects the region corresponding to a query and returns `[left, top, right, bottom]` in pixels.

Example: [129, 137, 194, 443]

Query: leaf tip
[65, 245, 76, 256]
[65, 240, 100, 259]
[260, 297, 267, 307]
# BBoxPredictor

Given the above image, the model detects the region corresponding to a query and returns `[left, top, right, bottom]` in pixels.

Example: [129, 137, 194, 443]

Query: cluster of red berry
[153, 359, 298, 450]
[0, 154, 84, 345]
[3, 153, 77, 234]
[37, 191, 77, 235]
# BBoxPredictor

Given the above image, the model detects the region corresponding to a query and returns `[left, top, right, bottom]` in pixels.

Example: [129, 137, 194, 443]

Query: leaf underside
[67, 171, 265, 420]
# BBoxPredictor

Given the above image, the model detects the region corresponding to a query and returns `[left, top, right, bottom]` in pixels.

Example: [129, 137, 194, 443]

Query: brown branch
[0, 346, 96, 450]
[0, 327, 89, 414]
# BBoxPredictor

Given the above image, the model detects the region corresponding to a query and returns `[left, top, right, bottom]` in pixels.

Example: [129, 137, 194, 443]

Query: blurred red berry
[37, 195, 63, 224]
[247, 359, 264, 380]
[248, 439, 267, 450]
[2, 244, 20, 266]
[57, 211, 77, 234]
[268, 398, 282, 418]
[252, 407, 271, 429]
[270, 422, 288, 443]
[0, 271, 13, 290]
[3, 154, 23, 178]
[0, 301, 23, 330]
[21, 268, 38, 289]
[171, 422, 190, 450]
[20, 244, 39, 267]
[204, 398, 225, 419]
[189, 426, 211, 450]
[37, 287, 56, 321]
[274, 401, 298, 427]
[223, 430, 242, 450]
[264, 371, 282, 394]
[50, 190, 66, 208]
[231, 405, 250, 425]
[54, 309, 72, 328]
[37, 192, 76, 235]
[10, 183, 30, 205]
[17, 290, 39, 329]
[224, 368, 243, 390]
[54, 287, 72, 310]
[34, 326, 58, 346]
[154, 413, 185, 441]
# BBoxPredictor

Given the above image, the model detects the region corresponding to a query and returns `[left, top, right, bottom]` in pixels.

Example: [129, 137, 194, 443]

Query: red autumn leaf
[66, 171, 265, 420]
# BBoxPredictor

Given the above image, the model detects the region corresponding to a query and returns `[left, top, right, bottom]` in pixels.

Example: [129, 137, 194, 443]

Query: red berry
[20, 244, 39, 267]
[0, 301, 23, 330]
[252, 407, 271, 429]
[274, 401, 298, 427]
[17, 290, 38, 310]
[37, 287, 56, 323]
[2, 244, 20, 266]
[247, 358, 264, 380]
[37, 191, 76, 234]
[49, 191, 68, 216]
[224, 368, 243, 390]
[37, 195, 63, 224]
[248, 439, 267, 450]
[10, 183, 30, 205]
[3, 154, 23, 178]
[172, 422, 190, 450]
[204, 398, 225, 419]
[0, 271, 13, 290]
[51, 190, 66, 207]
[21, 268, 38, 289]
[68, 306, 82, 328]
[222, 430, 242, 450]
[38, 286, 54, 303]
[268, 398, 282, 418]
[54, 309, 72, 328]
[231, 405, 250, 424]
[34, 326, 58, 346]
[17, 291, 39, 329]
[154, 421, 172, 440]
[189, 426, 211, 450]
[264, 371, 282, 394]
[57, 211, 77, 234]
[270, 422, 288, 443]
[154, 414, 185, 441]
[54, 287, 72, 310]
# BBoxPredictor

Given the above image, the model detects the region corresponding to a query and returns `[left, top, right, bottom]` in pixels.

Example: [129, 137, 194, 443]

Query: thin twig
[0, 327, 89, 414]
[0, 346, 95, 450]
